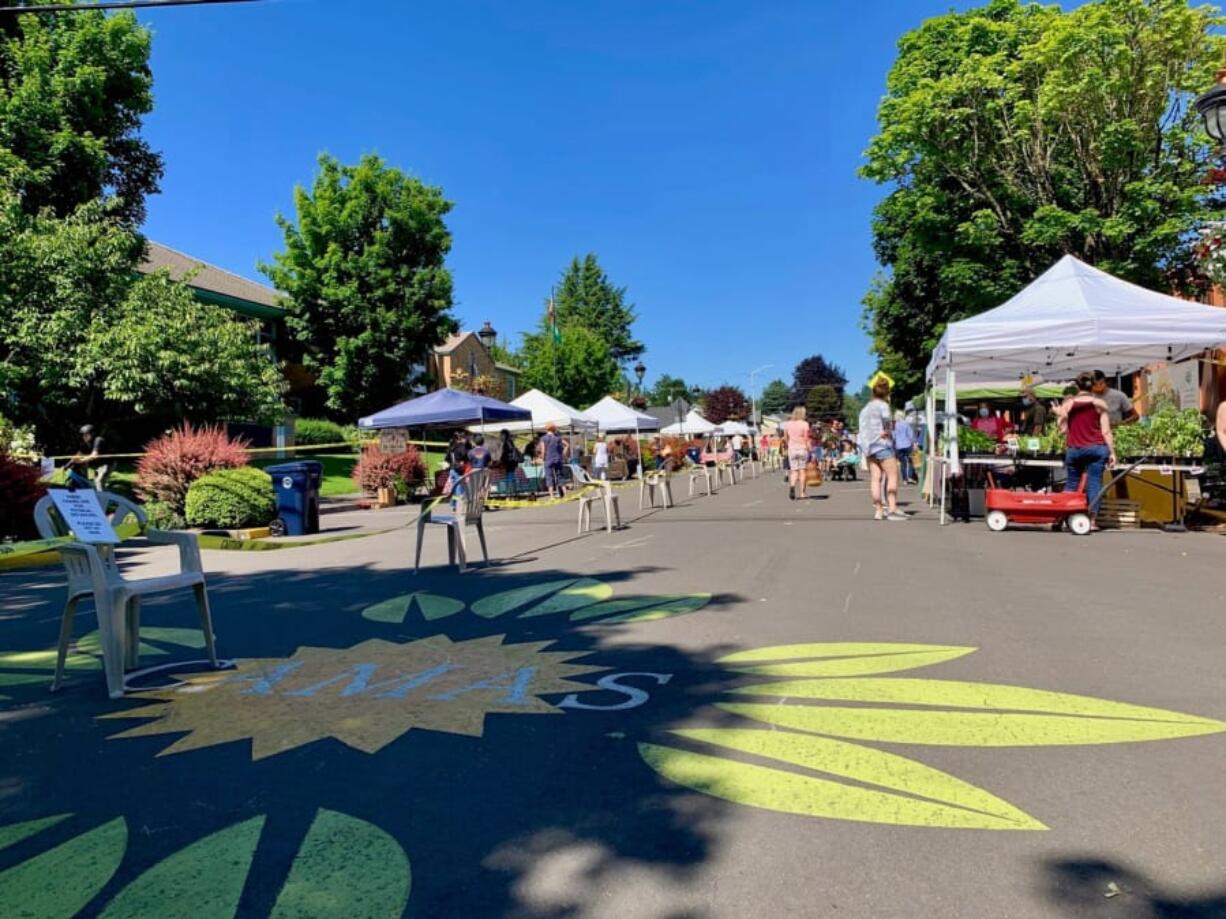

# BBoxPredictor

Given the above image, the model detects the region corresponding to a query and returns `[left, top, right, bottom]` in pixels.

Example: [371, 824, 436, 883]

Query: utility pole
[0, 0, 262, 13]
[748, 364, 773, 428]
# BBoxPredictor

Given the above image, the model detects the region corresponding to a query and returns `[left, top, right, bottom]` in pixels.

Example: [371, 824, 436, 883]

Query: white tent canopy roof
[470, 389, 596, 434]
[660, 410, 717, 435]
[583, 395, 660, 432]
[926, 255, 1226, 384]
[717, 420, 752, 436]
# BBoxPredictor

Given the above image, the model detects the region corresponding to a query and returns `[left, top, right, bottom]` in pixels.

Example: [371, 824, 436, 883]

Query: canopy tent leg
[925, 388, 937, 507]
[940, 365, 959, 526]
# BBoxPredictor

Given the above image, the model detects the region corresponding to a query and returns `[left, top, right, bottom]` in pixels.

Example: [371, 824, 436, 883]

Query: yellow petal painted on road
[100, 816, 264, 919]
[720, 698, 1226, 746]
[518, 579, 613, 617]
[0, 814, 71, 851]
[719, 643, 975, 677]
[362, 592, 464, 623]
[471, 580, 577, 618]
[601, 594, 712, 623]
[730, 678, 1226, 723]
[0, 817, 127, 918]
[639, 733, 1044, 830]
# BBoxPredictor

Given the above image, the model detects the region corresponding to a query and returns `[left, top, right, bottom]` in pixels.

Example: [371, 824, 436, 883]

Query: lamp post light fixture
[634, 360, 647, 391]
[478, 321, 497, 353]
[1196, 70, 1226, 146]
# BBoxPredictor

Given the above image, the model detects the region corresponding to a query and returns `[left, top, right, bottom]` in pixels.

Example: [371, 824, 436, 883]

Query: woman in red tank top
[1057, 372, 1116, 528]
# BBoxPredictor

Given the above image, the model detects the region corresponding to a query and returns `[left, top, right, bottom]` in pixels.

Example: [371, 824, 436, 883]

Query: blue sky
[137, 0, 960, 397]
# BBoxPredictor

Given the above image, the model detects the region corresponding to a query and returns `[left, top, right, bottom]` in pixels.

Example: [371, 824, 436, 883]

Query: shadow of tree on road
[1041, 856, 1226, 918]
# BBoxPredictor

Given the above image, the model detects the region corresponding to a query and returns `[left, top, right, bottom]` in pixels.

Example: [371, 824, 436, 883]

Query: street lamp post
[477, 321, 497, 353]
[747, 363, 773, 428]
[634, 360, 646, 396]
[1196, 70, 1226, 147]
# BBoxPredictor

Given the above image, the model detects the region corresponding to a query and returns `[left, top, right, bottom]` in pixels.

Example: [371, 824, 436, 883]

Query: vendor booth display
[925, 255, 1226, 528]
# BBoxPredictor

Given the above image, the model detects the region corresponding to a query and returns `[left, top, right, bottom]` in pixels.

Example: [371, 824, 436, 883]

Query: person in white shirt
[593, 434, 610, 480]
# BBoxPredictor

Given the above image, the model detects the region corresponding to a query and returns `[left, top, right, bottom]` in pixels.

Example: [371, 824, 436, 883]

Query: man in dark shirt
[66, 424, 108, 490]
[467, 434, 491, 470]
[1020, 387, 1049, 436]
[542, 424, 565, 498]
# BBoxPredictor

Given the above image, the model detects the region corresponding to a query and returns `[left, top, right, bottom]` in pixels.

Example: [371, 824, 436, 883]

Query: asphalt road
[2, 471, 1224, 918]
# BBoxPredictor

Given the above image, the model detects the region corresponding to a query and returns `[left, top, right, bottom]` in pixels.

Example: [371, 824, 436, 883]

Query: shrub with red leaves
[0, 452, 48, 541]
[352, 445, 426, 493]
[136, 423, 250, 514]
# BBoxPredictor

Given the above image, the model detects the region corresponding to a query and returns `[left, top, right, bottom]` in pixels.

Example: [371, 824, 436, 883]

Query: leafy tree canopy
[792, 355, 847, 401]
[519, 322, 621, 410]
[647, 374, 694, 406]
[759, 379, 792, 416]
[263, 153, 458, 421]
[703, 385, 750, 424]
[0, 189, 283, 450]
[554, 254, 643, 366]
[0, 7, 162, 224]
[862, 0, 1225, 397]
[805, 384, 843, 421]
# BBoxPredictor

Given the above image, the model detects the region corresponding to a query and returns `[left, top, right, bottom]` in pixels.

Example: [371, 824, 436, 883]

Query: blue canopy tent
[358, 389, 532, 429]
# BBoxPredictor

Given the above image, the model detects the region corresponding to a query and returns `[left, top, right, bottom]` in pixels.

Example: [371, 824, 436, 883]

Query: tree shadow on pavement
[0, 558, 752, 919]
[1040, 856, 1226, 918]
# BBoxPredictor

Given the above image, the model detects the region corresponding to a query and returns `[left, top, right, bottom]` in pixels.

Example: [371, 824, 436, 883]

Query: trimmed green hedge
[185, 466, 276, 529]
[294, 418, 356, 447]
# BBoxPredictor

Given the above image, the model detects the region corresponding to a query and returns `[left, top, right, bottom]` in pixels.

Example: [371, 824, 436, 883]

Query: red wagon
[984, 475, 1091, 535]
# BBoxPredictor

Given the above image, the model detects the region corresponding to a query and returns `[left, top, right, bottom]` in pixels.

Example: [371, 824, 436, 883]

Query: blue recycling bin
[265, 460, 322, 536]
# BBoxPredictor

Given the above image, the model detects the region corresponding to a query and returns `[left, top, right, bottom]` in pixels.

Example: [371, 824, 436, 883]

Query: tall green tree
[0, 6, 162, 224]
[862, 0, 1225, 397]
[553, 254, 643, 366]
[263, 154, 458, 420]
[519, 323, 621, 409]
[805, 384, 842, 421]
[0, 189, 283, 449]
[759, 379, 792, 415]
[647, 374, 692, 406]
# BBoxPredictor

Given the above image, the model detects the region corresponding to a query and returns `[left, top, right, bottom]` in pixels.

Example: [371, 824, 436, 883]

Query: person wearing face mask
[1019, 387, 1048, 436]
[970, 401, 1008, 442]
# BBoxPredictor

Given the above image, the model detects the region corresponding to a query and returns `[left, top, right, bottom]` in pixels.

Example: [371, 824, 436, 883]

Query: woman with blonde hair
[859, 380, 906, 520]
[782, 405, 812, 500]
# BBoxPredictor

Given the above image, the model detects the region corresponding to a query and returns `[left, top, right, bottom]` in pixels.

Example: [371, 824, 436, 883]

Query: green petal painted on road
[0, 817, 127, 918]
[0, 814, 71, 851]
[471, 579, 578, 618]
[100, 816, 265, 919]
[719, 700, 1226, 747]
[639, 734, 1044, 830]
[600, 594, 712, 623]
[362, 592, 465, 624]
[517, 579, 613, 617]
[269, 809, 411, 919]
[568, 598, 661, 621]
[718, 643, 975, 677]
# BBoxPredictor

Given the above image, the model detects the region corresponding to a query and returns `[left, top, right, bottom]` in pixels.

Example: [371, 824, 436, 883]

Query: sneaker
[873, 509, 884, 521]
[886, 511, 909, 521]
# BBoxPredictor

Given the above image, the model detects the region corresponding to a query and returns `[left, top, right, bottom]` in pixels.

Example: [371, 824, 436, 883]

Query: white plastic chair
[34, 491, 219, 700]
[638, 468, 673, 510]
[685, 459, 716, 497]
[717, 459, 737, 487]
[574, 466, 623, 533]
[414, 468, 491, 573]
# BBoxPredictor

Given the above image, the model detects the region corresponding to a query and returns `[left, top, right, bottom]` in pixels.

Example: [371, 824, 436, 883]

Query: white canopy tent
[717, 420, 752, 437]
[660, 410, 717, 436]
[926, 255, 1226, 385]
[924, 255, 1226, 522]
[470, 389, 597, 435]
[583, 396, 661, 433]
